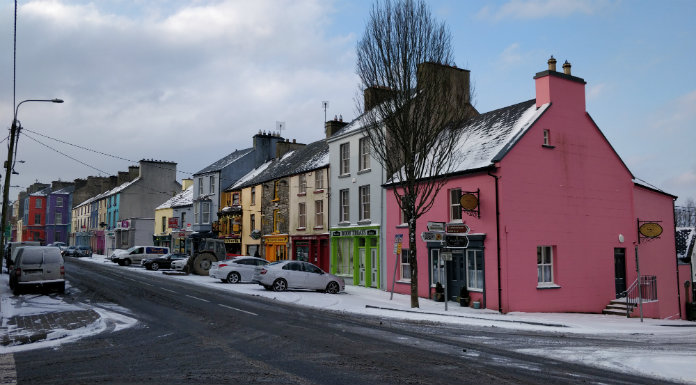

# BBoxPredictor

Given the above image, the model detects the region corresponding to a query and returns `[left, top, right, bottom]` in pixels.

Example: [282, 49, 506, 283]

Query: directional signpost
[390, 234, 404, 300]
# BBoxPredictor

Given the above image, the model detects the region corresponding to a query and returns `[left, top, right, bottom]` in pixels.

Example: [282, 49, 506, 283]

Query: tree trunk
[409, 215, 419, 308]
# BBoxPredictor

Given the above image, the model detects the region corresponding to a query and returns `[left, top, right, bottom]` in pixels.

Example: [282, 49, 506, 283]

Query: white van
[111, 246, 169, 266]
[4, 241, 41, 274]
[9, 246, 65, 295]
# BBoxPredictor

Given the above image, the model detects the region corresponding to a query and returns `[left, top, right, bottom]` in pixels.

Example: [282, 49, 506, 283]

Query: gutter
[488, 171, 503, 314]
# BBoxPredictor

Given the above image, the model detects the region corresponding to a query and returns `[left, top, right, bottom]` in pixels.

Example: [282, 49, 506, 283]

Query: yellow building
[154, 179, 193, 248]
[242, 184, 262, 256]
[288, 167, 330, 271]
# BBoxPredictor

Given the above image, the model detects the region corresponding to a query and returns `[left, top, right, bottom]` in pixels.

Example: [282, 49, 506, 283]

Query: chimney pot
[548, 56, 557, 71]
[339, 114, 343, 122]
[293, 139, 296, 143]
[563, 60, 571, 75]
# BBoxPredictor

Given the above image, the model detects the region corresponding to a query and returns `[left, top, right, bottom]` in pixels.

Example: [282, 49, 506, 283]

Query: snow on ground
[0, 272, 137, 354]
[2, 254, 695, 383]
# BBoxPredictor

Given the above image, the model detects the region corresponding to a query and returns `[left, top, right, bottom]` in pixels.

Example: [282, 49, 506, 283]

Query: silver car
[9, 246, 65, 295]
[253, 260, 345, 294]
[210, 256, 268, 283]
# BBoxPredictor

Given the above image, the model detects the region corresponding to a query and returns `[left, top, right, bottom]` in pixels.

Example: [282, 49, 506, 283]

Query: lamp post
[0, 98, 63, 263]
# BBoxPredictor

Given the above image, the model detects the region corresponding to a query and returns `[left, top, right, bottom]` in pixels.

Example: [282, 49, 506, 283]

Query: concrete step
[602, 309, 629, 316]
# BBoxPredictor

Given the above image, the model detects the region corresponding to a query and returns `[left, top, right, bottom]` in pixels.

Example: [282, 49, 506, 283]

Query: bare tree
[676, 198, 696, 227]
[356, 0, 476, 307]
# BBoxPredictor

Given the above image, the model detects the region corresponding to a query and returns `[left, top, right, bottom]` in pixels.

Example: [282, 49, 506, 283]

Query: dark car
[142, 253, 188, 271]
[74, 245, 93, 257]
[61, 246, 77, 257]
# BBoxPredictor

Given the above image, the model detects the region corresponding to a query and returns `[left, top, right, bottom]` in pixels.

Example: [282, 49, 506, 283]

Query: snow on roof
[29, 187, 51, 197]
[51, 186, 75, 195]
[227, 160, 274, 191]
[676, 227, 695, 261]
[156, 186, 193, 210]
[193, 148, 254, 176]
[73, 177, 141, 209]
[232, 139, 329, 190]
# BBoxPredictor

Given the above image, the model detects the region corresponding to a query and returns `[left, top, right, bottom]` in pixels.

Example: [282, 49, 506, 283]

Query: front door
[358, 248, 366, 285]
[614, 248, 627, 297]
[447, 251, 467, 302]
[370, 248, 378, 288]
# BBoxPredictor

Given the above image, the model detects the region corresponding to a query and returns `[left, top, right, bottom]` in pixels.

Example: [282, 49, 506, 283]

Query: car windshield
[126, 246, 138, 253]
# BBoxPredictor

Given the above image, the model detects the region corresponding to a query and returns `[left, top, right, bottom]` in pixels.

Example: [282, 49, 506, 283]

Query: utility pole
[0, 99, 63, 264]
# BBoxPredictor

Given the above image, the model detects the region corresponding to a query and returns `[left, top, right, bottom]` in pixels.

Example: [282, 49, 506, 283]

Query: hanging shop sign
[250, 229, 262, 240]
[445, 234, 469, 249]
[459, 189, 480, 218]
[168, 218, 179, 229]
[638, 220, 663, 243]
[427, 222, 445, 232]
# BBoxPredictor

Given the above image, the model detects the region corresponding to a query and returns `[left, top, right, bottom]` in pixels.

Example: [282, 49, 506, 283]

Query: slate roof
[676, 227, 695, 262]
[51, 185, 75, 195]
[230, 139, 329, 190]
[156, 186, 193, 210]
[193, 148, 254, 176]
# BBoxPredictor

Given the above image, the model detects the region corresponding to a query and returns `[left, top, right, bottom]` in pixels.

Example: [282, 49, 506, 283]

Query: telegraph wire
[22, 132, 111, 176]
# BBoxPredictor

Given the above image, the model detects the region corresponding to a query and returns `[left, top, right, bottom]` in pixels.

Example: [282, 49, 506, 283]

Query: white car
[253, 260, 345, 294]
[210, 256, 268, 283]
[170, 256, 189, 271]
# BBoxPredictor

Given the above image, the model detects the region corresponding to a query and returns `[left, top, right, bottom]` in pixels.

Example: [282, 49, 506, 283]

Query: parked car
[48, 242, 67, 251]
[253, 260, 344, 294]
[4, 241, 40, 274]
[170, 256, 189, 271]
[62, 245, 77, 257]
[111, 246, 169, 266]
[210, 256, 269, 283]
[9, 246, 65, 295]
[74, 245, 93, 258]
[142, 253, 188, 271]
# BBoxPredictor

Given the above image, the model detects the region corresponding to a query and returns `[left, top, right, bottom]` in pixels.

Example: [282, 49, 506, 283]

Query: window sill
[296, 227, 306, 231]
[313, 226, 324, 230]
[467, 288, 483, 293]
[357, 168, 371, 175]
[313, 189, 325, 194]
[338, 174, 351, 178]
[542, 144, 555, 149]
[297, 192, 307, 197]
[537, 284, 561, 290]
[396, 280, 411, 284]
[338, 221, 351, 226]
[358, 220, 372, 225]
[396, 223, 408, 228]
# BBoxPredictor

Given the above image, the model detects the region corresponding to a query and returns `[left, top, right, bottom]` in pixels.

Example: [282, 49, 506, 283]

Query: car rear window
[21, 250, 44, 265]
[44, 252, 63, 264]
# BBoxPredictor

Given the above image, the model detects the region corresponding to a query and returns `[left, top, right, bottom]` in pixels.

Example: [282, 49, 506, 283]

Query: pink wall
[632, 185, 684, 319]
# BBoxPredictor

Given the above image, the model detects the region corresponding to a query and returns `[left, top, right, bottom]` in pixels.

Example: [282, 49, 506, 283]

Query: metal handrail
[622, 275, 657, 317]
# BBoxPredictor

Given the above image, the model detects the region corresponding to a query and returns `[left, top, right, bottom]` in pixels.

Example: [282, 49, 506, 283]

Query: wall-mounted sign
[168, 218, 179, 228]
[331, 229, 378, 237]
[446, 223, 470, 235]
[224, 238, 241, 244]
[250, 229, 262, 240]
[427, 222, 445, 232]
[639, 222, 663, 238]
[445, 234, 469, 248]
[264, 234, 288, 245]
[421, 231, 444, 242]
[459, 193, 479, 211]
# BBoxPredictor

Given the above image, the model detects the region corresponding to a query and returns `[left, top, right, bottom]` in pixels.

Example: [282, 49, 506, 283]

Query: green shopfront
[330, 226, 380, 288]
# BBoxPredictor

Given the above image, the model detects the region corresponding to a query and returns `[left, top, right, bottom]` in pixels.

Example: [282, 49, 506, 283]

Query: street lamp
[0, 98, 63, 261]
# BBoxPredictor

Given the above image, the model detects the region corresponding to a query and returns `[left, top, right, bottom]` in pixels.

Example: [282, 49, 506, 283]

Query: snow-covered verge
[0, 273, 137, 354]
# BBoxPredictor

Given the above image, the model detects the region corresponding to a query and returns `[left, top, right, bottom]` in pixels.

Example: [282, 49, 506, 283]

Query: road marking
[185, 295, 210, 303]
[141, 282, 153, 286]
[0, 354, 17, 385]
[218, 304, 258, 316]
[161, 288, 176, 293]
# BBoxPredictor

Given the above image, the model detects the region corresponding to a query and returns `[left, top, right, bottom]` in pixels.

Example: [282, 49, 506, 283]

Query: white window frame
[340, 143, 350, 175]
[450, 188, 462, 222]
[359, 137, 370, 171]
[315, 170, 324, 189]
[400, 248, 411, 282]
[298, 202, 306, 228]
[209, 175, 215, 194]
[201, 202, 211, 224]
[55, 212, 62, 225]
[315, 200, 324, 228]
[56, 197, 63, 207]
[359, 185, 370, 221]
[194, 203, 199, 224]
[430, 248, 444, 287]
[537, 246, 555, 286]
[198, 178, 203, 196]
[466, 249, 484, 290]
[543, 129, 551, 146]
[299, 174, 307, 194]
[339, 189, 350, 222]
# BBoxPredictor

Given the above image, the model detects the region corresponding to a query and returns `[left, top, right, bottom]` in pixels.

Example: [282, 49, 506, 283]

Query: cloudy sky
[1, 0, 694, 205]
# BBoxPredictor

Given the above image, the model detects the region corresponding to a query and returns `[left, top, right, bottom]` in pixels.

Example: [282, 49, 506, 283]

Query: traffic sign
[445, 234, 469, 248]
[420, 231, 444, 242]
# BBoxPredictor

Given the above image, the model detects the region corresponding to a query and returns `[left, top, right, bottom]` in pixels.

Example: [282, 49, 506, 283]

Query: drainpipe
[488, 171, 503, 313]
[672, 197, 682, 319]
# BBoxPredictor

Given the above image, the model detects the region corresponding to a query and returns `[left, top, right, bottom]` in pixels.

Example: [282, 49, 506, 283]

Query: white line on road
[185, 295, 210, 303]
[161, 288, 176, 293]
[218, 304, 258, 316]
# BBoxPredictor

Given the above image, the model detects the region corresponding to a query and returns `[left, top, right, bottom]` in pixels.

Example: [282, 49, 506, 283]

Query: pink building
[385, 58, 690, 319]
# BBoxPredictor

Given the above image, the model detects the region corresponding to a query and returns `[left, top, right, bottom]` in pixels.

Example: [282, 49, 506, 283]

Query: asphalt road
[10, 258, 681, 384]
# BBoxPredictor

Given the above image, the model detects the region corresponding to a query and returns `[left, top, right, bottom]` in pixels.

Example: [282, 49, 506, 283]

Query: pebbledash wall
[385, 59, 686, 319]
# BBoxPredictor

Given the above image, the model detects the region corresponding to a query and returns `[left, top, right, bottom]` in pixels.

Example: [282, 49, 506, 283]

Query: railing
[623, 275, 657, 318]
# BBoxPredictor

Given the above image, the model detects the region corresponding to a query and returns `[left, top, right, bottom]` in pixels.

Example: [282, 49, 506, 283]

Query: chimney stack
[563, 60, 572, 75]
[325, 116, 349, 138]
[548, 56, 557, 71]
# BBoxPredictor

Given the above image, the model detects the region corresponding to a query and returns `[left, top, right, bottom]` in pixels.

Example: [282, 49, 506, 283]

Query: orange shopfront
[264, 234, 288, 262]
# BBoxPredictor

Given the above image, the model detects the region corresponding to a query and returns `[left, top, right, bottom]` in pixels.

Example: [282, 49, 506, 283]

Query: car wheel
[272, 278, 287, 292]
[151, 262, 159, 271]
[117, 260, 125, 266]
[226, 272, 241, 284]
[123, 259, 132, 266]
[326, 281, 340, 294]
[13, 285, 21, 296]
[58, 282, 65, 294]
